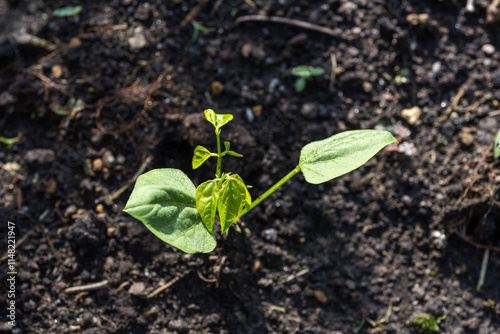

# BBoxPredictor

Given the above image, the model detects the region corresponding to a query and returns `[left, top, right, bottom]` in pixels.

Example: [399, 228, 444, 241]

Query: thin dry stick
[180, 0, 210, 27]
[64, 280, 108, 294]
[329, 53, 337, 92]
[489, 109, 500, 117]
[147, 275, 183, 299]
[108, 155, 153, 201]
[235, 15, 342, 38]
[0, 231, 33, 262]
[477, 248, 490, 291]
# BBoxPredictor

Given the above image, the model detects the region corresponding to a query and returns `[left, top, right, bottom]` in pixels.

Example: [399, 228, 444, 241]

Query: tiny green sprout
[0, 133, 22, 149]
[269, 305, 286, 314]
[291, 65, 325, 92]
[395, 68, 410, 85]
[483, 299, 496, 310]
[494, 129, 500, 160]
[410, 314, 446, 334]
[53, 6, 83, 17]
[124, 109, 397, 253]
[191, 21, 216, 41]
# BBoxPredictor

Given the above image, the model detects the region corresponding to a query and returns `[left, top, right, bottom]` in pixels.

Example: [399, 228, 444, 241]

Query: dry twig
[180, 0, 210, 27]
[235, 15, 342, 38]
[147, 275, 183, 299]
[64, 280, 109, 294]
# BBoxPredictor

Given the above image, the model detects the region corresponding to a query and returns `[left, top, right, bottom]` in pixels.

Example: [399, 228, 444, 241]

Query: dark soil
[1, 0, 500, 333]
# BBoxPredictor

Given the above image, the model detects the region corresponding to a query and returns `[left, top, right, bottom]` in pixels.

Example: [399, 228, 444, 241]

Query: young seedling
[0, 133, 22, 149]
[191, 21, 216, 41]
[291, 65, 325, 92]
[124, 109, 397, 253]
[409, 314, 446, 334]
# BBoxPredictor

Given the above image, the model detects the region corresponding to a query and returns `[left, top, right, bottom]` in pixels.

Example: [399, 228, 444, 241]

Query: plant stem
[216, 130, 222, 178]
[235, 165, 301, 222]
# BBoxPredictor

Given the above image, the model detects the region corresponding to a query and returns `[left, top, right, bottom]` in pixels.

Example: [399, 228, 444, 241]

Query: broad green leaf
[195, 179, 219, 233]
[295, 78, 306, 92]
[124, 169, 216, 253]
[218, 174, 251, 234]
[53, 6, 82, 17]
[204, 109, 233, 130]
[495, 129, 500, 160]
[192, 146, 212, 169]
[299, 130, 397, 184]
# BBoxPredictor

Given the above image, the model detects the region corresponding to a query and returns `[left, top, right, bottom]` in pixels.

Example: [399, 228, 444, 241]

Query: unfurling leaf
[218, 174, 251, 234]
[53, 6, 83, 17]
[192, 146, 212, 169]
[124, 169, 216, 254]
[195, 179, 219, 233]
[204, 109, 233, 131]
[227, 150, 243, 157]
[299, 130, 397, 184]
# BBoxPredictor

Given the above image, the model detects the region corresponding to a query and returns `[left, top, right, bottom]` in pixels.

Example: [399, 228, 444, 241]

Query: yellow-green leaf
[204, 109, 233, 131]
[218, 174, 251, 234]
[192, 146, 212, 169]
[195, 179, 219, 233]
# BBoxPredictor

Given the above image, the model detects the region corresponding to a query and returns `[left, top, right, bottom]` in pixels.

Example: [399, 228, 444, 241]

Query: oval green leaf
[204, 109, 233, 130]
[295, 77, 306, 92]
[218, 174, 251, 234]
[192, 146, 212, 169]
[124, 168, 216, 254]
[53, 6, 83, 17]
[310, 67, 325, 76]
[292, 66, 313, 78]
[195, 179, 219, 233]
[299, 130, 397, 184]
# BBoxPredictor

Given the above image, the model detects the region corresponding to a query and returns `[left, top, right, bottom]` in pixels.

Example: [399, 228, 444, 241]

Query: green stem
[216, 130, 222, 178]
[235, 165, 301, 222]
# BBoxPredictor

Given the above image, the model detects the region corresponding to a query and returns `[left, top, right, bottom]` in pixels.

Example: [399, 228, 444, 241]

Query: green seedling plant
[0, 133, 22, 149]
[410, 314, 446, 334]
[53, 6, 83, 17]
[124, 109, 397, 253]
[291, 65, 325, 92]
[191, 21, 216, 41]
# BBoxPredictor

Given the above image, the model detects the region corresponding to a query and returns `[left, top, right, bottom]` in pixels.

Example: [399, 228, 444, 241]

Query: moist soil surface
[1, 0, 500, 333]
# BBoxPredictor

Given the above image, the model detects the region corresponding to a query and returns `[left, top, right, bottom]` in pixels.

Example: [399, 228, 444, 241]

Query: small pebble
[83, 159, 95, 177]
[96, 204, 104, 213]
[128, 26, 148, 51]
[481, 44, 496, 55]
[251, 260, 261, 273]
[459, 130, 474, 146]
[401, 106, 421, 125]
[251, 105, 262, 118]
[92, 159, 103, 172]
[210, 81, 224, 96]
[362, 81, 372, 93]
[51, 65, 63, 78]
[45, 179, 57, 195]
[107, 227, 116, 237]
[313, 290, 328, 303]
[102, 150, 115, 168]
[245, 108, 254, 123]
[128, 282, 146, 297]
[24, 149, 56, 164]
[64, 204, 77, 218]
[300, 102, 318, 120]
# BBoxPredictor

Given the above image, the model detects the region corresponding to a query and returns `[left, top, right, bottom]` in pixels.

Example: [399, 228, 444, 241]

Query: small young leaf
[124, 169, 216, 254]
[292, 66, 313, 78]
[495, 129, 500, 160]
[53, 6, 83, 17]
[195, 179, 219, 233]
[224, 141, 231, 151]
[295, 77, 306, 93]
[192, 146, 212, 169]
[310, 67, 325, 76]
[227, 150, 243, 157]
[299, 130, 397, 184]
[218, 174, 251, 234]
[204, 109, 233, 130]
